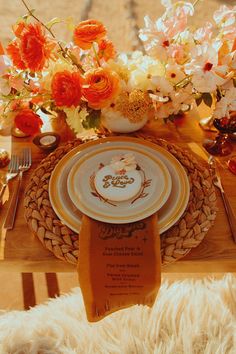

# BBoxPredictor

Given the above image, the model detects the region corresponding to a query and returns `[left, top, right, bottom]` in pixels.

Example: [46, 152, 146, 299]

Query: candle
[39, 135, 57, 146]
[33, 133, 60, 151]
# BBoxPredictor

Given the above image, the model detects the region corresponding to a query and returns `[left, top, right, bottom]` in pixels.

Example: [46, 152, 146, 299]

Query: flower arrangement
[139, 0, 236, 121]
[0, 0, 235, 136]
[0, 1, 156, 135]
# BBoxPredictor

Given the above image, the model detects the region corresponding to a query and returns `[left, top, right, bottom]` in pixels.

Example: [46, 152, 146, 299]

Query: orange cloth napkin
[78, 213, 161, 322]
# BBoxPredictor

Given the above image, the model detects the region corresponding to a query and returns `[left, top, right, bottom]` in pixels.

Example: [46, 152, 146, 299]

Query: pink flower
[139, 16, 170, 61]
[213, 83, 236, 119]
[164, 14, 187, 38]
[213, 5, 236, 27]
[160, 0, 194, 37]
[213, 5, 236, 40]
[161, 0, 194, 17]
[168, 44, 185, 64]
[194, 22, 213, 43]
[185, 44, 227, 93]
[9, 75, 24, 91]
[0, 77, 11, 95]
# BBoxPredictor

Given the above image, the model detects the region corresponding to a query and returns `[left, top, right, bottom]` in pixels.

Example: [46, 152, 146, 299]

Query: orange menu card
[78, 214, 161, 322]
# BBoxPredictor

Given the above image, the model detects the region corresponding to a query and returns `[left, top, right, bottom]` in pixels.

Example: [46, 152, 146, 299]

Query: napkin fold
[78, 214, 161, 322]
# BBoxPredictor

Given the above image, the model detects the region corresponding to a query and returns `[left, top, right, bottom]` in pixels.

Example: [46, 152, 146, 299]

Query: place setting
[21, 133, 217, 321]
[0, 0, 235, 323]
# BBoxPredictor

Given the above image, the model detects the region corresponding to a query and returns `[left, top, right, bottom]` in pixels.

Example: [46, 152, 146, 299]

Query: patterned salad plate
[66, 144, 171, 223]
[49, 137, 190, 231]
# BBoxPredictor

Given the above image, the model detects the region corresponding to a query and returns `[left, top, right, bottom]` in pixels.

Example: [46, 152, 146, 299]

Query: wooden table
[0, 106, 236, 273]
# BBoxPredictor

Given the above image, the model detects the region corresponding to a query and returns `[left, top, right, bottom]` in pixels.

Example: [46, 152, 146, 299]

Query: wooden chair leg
[21, 273, 36, 310]
[45, 273, 60, 298]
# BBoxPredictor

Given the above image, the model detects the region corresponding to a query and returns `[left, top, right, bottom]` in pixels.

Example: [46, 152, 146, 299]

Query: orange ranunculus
[51, 70, 82, 107]
[21, 23, 53, 72]
[73, 19, 107, 50]
[7, 23, 55, 72]
[14, 109, 43, 135]
[98, 39, 116, 61]
[83, 67, 120, 109]
[7, 41, 26, 70]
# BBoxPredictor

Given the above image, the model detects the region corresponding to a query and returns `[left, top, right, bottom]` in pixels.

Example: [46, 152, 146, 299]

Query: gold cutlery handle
[221, 191, 236, 243]
[4, 172, 23, 229]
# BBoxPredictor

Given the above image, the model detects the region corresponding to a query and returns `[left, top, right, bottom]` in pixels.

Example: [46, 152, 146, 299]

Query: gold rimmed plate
[67, 145, 172, 224]
[49, 137, 190, 233]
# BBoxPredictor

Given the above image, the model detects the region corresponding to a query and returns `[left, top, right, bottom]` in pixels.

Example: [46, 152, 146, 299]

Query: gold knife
[188, 143, 236, 243]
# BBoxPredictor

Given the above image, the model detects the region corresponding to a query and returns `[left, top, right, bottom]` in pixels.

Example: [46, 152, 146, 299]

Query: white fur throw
[0, 275, 236, 353]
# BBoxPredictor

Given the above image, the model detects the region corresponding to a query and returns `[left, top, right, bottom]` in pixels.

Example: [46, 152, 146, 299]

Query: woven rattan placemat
[24, 135, 217, 266]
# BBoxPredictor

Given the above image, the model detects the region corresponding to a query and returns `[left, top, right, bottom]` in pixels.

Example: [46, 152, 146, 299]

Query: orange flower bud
[98, 39, 116, 61]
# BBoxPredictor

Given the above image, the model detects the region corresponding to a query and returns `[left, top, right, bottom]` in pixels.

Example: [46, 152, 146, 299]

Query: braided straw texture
[24, 135, 217, 266]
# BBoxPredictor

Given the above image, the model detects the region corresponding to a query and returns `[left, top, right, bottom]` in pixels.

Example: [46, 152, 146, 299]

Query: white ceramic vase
[101, 108, 148, 133]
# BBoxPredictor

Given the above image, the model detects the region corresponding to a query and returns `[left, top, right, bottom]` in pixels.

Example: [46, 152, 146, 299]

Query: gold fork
[4, 148, 32, 230]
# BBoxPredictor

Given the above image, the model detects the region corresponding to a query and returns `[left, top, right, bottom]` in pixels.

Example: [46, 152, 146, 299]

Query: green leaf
[82, 110, 101, 130]
[46, 17, 61, 29]
[195, 95, 203, 106]
[202, 93, 213, 107]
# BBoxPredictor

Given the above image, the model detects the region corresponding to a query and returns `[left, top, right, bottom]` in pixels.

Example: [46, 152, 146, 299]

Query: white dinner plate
[49, 137, 190, 233]
[67, 145, 172, 224]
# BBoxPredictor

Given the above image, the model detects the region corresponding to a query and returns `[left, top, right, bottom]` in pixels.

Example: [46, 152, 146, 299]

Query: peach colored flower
[14, 109, 43, 135]
[9, 76, 24, 91]
[73, 19, 107, 50]
[51, 70, 82, 107]
[83, 67, 120, 109]
[98, 39, 116, 61]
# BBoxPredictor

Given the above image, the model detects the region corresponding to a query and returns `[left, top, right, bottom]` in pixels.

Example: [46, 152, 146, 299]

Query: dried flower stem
[21, 0, 57, 39]
[92, 43, 101, 67]
[193, 0, 201, 7]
